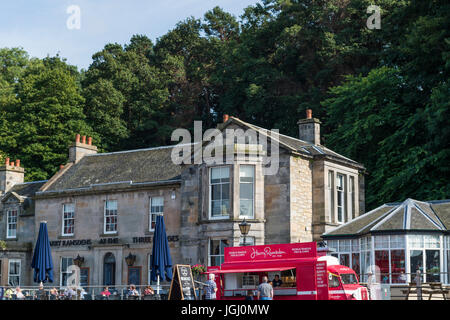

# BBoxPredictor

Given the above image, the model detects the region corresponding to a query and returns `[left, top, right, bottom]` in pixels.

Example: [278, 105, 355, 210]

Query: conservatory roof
[322, 199, 450, 238]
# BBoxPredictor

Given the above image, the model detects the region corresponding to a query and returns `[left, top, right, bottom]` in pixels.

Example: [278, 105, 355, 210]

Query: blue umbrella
[31, 222, 54, 283]
[151, 215, 173, 282]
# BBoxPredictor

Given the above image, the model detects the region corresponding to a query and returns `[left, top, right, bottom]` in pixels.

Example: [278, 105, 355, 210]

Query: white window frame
[103, 200, 118, 234]
[62, 203, 75, 236]
[149, 197, 164, 232]
[209, 166, 231, 220]
[6, 209, 18, 239]
[8, 259, 21, 286]
[328, 170, 334, 222]
[208, 239, 229, 266]
[336, 174, 346, 223]
[60, 257, 74, 287]
[239, 165, 255, 219]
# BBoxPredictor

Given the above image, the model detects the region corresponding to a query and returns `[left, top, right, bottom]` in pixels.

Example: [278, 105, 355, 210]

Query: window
[239, 165, 254, 218]
[7, 210, 18, 239]
[8, 259, 21, 286]
[239, 236, 255, 246]
[340, 273, 358, 285]
[375, 250, 390, 283]
[209, 239, 229, 266]
[349, 176, 355, 220]
[80, 267, 89, 287]
[390, 250, 406, 283]
[328, 273, 340, 288]
[336, 174, 346, 223]
[210, 167, 230, 218]
[150, 197, 164, 231]
[104, 200, 118, 234]
[328, 171, 334, 222]
[60, 257, 74, 287]
[62, 204, 75, 236]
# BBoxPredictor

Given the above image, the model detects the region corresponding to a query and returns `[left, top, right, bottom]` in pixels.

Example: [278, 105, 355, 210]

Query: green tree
[3, 55, 95, 180]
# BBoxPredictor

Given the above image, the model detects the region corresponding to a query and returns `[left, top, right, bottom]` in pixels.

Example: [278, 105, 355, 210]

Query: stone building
[0, 111, 365, 287]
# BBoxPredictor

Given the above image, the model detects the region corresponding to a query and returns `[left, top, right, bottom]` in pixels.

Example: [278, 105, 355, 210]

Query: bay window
[336, 174, 346, 223]
[210, 167, 230, 218]
[239, 165, 254, 218]
[328, 171, 334, 222]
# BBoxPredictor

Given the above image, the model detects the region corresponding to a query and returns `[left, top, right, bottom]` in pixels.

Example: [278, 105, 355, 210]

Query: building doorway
[103, 252, 116, 286]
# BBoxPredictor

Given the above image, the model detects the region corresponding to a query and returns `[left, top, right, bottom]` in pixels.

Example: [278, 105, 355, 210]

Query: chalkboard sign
[168, 264, 197, 300]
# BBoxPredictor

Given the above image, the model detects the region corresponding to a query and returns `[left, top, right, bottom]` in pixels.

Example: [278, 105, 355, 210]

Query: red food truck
[206, 242, 369, 300]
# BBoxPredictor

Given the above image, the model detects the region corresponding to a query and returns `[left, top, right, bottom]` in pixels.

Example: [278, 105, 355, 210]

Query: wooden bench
[422, 282, 448, 300]
[401, 282, 418, 300]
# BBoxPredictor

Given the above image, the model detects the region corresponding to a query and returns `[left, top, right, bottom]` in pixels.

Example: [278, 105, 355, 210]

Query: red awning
[208, 266, 295, 274]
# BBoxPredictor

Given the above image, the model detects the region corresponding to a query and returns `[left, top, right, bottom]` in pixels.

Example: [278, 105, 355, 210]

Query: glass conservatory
[322, 199, 450, 285]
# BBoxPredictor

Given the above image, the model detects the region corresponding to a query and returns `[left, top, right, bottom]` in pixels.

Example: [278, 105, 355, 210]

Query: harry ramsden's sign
[224, 242, 317, 263]
[50, 235, 180, 247]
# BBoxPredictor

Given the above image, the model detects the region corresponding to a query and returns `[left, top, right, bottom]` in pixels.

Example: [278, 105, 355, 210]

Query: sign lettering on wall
[50, 235, 180, 247]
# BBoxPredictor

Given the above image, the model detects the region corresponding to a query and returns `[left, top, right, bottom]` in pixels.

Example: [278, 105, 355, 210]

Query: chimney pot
[15, 159, 20, 167]
[81, 135, 86, 144]
[223, 114, 229, 123]
[5, 157, 10, 166]
[75, 134, 80, 143]
[306, 109, 312, 119]
[60, 164, 64, 170]
[88, 137, 92, 145]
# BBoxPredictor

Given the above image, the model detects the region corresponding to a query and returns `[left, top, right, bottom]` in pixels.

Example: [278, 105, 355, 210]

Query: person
[127, 284, 139, 297]
[101, 286, 111, 298]
[63, 286, 76, 300]
[204, 273, 218, 300]
[49, 287, 59, 300]
[37, 283, 47, 300]
[143, 285, 154, 296]
[272, 275, 283, 288]
[4, 287, 14, 300]
[257, 276, 273, 300]
[245, 290, 254, 300]
[15, 286, 25, 300]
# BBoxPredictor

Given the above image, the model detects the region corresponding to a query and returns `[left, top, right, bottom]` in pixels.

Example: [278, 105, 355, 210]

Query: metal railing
[0, 284, 172, 301]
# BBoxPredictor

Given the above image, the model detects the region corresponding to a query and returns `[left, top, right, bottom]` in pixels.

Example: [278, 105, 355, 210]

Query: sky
[0, 0, 260, 70]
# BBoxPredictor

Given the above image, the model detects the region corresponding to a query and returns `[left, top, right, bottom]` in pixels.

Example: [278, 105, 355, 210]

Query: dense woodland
[0, 0, 448, 210]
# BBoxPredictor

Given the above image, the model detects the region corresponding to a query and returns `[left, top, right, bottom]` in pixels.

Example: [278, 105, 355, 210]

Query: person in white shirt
[15, 286, 25, 300]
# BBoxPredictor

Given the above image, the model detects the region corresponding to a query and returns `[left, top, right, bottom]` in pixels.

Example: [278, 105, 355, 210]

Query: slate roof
[43, 146, 182, 192]
[226, 117, 364, 169]
[322, 199, 450, 238]
[6, 181, 47, 198]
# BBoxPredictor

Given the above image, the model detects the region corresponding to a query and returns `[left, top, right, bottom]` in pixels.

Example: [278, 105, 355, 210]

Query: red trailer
[206, 242, 368, 300]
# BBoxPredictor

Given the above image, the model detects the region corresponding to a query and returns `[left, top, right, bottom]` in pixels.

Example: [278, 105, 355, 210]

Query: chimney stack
[297, 109, 321, 145]
[0, 156, 25, 194]
[68, 133, 98, 163]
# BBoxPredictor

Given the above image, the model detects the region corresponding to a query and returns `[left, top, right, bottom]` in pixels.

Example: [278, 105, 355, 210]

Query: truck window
[340, 273, 358, 285]
[328, 273, 340, 288]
